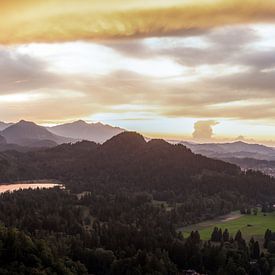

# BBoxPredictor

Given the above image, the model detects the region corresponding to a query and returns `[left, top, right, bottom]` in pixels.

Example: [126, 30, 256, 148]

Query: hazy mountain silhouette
[0, 135, 6, 145]
[1, 120, 74, 147]
[0, 121, 13, 131]
[48, 120, 125, 143]
[181, 140, 275, 161]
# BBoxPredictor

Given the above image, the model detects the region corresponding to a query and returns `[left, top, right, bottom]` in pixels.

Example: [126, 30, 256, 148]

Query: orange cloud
[1, 0, 275, 44]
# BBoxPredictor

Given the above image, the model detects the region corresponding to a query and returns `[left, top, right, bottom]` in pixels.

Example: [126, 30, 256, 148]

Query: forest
[0, 188, 274, 274]
[0, 132, 275, 274]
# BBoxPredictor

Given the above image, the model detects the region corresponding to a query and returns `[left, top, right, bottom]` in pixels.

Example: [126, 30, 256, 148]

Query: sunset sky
[1, 0, 275, 143]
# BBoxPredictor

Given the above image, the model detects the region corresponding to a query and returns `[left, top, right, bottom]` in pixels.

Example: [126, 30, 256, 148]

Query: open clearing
[181, 211, 275, 241]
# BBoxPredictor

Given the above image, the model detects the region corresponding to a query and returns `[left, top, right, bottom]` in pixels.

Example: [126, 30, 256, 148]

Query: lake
[0, 181, 63, 194]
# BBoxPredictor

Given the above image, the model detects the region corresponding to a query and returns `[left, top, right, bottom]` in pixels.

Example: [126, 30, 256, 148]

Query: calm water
[0, 182, 63, 194]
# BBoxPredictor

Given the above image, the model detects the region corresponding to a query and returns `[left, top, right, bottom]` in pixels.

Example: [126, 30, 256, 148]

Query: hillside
[0, 135, 6, 145]
[0, 122, 13, 131]
[1, 132, 275, 274]
[4, 132, 239, 181]
[48, 120, 124, 143]
[1, 132, 274, 211]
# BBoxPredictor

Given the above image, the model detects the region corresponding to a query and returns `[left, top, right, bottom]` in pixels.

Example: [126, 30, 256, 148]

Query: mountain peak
[1, 120, 72, 147]
[233, 141, 246, 144]
[94, 122, 103, 125]
[74, 120, 88, 125]
[147, 139, 170, 147]
[49, 120, 125, 143]
[17, 120, 37, 127]
[106, 131, 145, 143]
[102, 132, 146, 151]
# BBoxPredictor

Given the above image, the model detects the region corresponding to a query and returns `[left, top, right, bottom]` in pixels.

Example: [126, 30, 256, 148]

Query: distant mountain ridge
[178, 140, 275, 177]
[0, 121, 13, 131]
[4, 119, 275, 165]
[48, 120, 125, 143]
[0, 120, 73, 148]
[0, 135, 6, 145]
[0, 119, 126, 150]
[181, 141, 275, 161]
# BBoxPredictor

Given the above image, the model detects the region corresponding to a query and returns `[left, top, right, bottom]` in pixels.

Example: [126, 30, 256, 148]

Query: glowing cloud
[192, 120, 219, 140]
[2, 0, 275, 44]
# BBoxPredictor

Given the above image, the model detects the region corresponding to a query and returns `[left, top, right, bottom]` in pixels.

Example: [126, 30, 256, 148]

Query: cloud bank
[2, 23, 275, 125]
[1, 13, 275, 140]
[2, 0, 275, 44]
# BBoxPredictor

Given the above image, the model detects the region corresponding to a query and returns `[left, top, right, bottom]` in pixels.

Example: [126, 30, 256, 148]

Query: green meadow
[182, 211, 275, 241]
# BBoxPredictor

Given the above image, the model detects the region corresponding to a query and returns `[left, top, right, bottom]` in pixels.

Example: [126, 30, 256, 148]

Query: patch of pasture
[182, 211, 275, 241]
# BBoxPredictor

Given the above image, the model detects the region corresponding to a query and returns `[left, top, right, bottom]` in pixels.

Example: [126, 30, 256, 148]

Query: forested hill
[1, 131, 239, 185]
[1, 132, 275, 274]
[1, 132, 275, 204]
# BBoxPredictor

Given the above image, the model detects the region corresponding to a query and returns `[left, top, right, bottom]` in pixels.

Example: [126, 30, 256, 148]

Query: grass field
[181, 211, 275, 241]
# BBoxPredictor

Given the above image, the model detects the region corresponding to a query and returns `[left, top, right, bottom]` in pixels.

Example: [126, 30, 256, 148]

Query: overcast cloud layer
[1, 1, 275, 142]
[1, 0, 275, 44]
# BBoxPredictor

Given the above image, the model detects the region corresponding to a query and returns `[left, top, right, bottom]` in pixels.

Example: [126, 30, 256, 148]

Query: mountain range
[1, 120, 72, 147]
[1, 119, 275, 176]
[0, 120, 125, 150]
[180, 140, 275, 176]
[181, 141, 275, 161]
[0, 132, 240, 185]
[48, 120, 124, 143]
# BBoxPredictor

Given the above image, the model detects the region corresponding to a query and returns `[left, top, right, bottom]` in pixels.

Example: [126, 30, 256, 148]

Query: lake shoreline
[0, 180, 64, 194]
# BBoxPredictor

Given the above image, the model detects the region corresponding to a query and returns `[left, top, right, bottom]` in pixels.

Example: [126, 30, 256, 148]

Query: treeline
[0, 188, 177, 274]
[0, 225, 86, 274]
[1, 133, 275, 215]
[0, 188, 273, 274]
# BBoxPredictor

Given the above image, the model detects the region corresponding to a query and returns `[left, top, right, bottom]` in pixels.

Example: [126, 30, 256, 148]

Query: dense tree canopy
[0, 132, 275, 274]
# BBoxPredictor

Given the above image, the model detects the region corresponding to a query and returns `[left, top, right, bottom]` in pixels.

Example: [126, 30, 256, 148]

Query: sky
[1, 0, 275, 144]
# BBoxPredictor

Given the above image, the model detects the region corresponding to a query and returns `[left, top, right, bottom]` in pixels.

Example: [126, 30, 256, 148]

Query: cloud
[0, 48, 71, 94]
[2, 24, 275, 124]
[103, 25, 259, 67]
[2, 0, 275, 44]
[192, 120, 219, 139]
